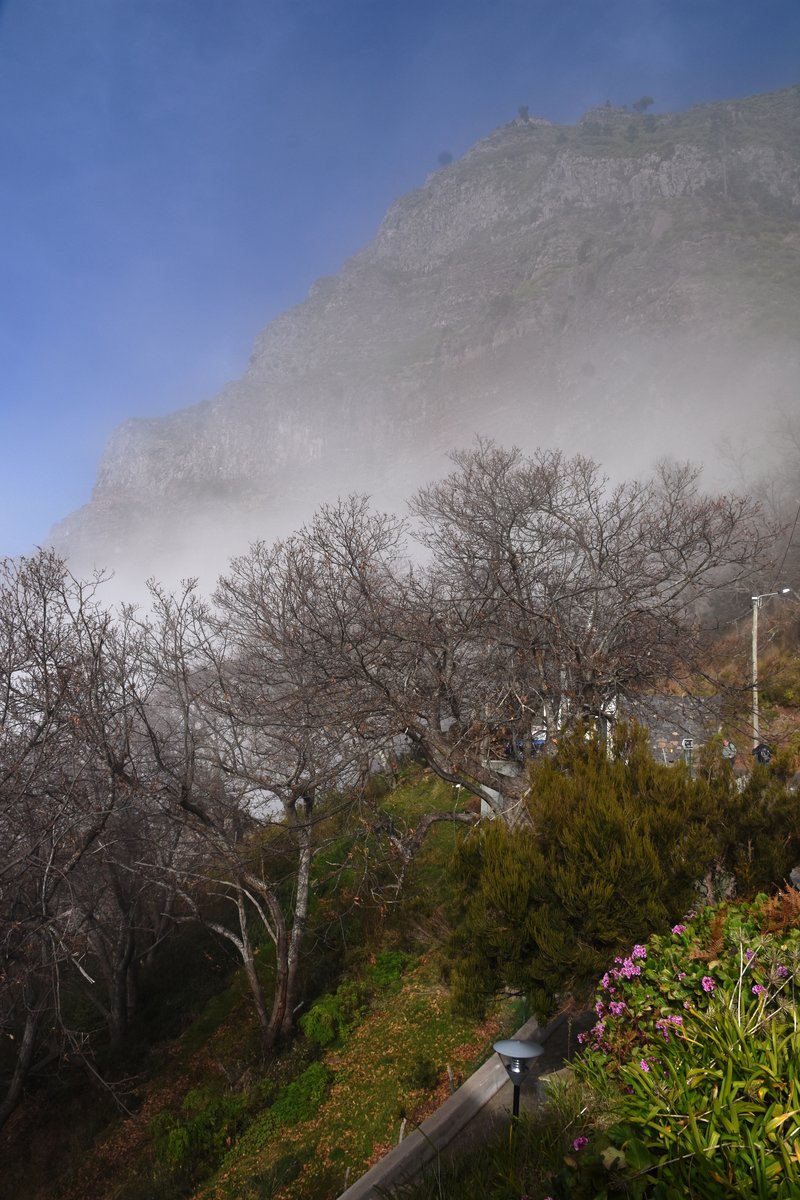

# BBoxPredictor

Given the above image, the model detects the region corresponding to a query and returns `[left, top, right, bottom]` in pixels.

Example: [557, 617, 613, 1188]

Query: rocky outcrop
[52, 86, 800, 591]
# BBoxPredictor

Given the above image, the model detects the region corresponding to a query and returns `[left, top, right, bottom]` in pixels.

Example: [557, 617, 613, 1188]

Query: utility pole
[751, 590, 790, 751]
[751, 595, 760, 751]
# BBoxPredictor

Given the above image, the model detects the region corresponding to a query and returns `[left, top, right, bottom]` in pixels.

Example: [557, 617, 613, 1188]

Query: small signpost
[681, 736, 693, 766]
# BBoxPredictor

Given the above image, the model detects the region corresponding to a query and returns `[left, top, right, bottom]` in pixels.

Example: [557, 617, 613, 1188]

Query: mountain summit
[53, 86, 800, 590]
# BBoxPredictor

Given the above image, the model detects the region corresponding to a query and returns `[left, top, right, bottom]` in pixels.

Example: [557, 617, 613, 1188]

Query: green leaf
[623, 1136, 654, 1171]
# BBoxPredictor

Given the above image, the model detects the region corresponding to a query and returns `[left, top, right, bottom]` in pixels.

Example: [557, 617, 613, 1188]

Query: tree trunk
[0, 1011, 37, 1133]
[280, 801, 313, 1041]
[234, 890, 274, 1052]
[266, 922, 290, 1050]
[108, 924, 137, 1050]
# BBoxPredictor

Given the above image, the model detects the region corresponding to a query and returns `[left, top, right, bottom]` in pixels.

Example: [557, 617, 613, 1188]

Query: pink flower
[632, 944, 647, 960]
[777, 965, 789, 978]
[671, 924, 686, 935]
[702, 976, 716, 992]
[609, 1000, 626, 1016]
[572, 1136, 589, 1151]
[752, 984, 767, 996]
[640, 1058, 650, 1072]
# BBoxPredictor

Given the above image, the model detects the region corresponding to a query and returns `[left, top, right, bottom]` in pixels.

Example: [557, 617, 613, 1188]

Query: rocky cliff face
[52, 87, 800, 591]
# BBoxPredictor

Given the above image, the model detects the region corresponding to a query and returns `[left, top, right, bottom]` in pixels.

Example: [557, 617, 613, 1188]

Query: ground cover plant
[193, 954, 515, 1200]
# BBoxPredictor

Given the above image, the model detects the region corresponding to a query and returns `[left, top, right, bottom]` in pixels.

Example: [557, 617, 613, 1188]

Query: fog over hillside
[51, 86, 800, 599]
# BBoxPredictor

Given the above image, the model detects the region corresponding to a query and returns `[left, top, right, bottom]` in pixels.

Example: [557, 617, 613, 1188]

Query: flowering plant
[567, 894, 800, 1197]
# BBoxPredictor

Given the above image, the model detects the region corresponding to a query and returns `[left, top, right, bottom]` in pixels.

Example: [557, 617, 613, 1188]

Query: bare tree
[251, 448, 771, 827]
[0, 554, 190, 1125]
[132, 573, 378, 1050]
[0, 553, 125, 1126]
[412, 443, 771, 716]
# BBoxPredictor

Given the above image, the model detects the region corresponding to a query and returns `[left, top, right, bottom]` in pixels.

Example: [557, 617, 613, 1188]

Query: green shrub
[299, 980, 368, 1047]
[446, 728, 722, 1017]
[240, 1062, 333, 1152]
[150, 1085, 249, 1177]
[247, 1147, 313, 1197]
[367, 949, 415, 989]
[300, 952, 416, 1049]
[401, 1055, 439, 1091]
[446, 728, 800, 1019]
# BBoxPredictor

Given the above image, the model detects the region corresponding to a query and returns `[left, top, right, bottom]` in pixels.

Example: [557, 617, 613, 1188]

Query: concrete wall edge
[336, 1011, 568, 1200]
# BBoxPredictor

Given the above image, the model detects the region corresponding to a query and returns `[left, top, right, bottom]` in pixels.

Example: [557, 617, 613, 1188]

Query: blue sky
[2, 0, 799, 556]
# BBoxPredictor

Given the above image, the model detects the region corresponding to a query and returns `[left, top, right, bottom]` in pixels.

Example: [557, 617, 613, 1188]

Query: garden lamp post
[751, 589, 790, 752]
[493, 1038, 544, 1119]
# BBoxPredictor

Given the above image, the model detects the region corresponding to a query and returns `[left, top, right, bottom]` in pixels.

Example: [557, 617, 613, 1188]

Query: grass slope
[1, 768, 505, 1200]
[200, 958, 513, 1200]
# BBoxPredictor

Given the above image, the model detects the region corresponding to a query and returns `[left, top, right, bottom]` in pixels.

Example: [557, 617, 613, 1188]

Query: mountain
[52, 86, 800, 592]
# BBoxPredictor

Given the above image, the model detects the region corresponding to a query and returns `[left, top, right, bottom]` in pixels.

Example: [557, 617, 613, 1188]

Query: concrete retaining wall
[336, 1012, 567, 1199]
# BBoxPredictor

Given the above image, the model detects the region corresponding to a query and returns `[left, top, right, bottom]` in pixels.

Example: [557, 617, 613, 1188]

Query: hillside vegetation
[0, 769, 515, 1200]
[2, 447, 798, 1195]
[5, 713, 800, 1199]
[395, 892, 800, 1200]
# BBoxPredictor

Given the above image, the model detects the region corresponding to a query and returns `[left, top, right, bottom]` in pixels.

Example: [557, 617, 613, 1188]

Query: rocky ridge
[52, 86, 800, 590]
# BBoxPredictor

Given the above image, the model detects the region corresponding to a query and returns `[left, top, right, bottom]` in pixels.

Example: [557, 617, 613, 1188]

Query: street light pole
[751, 590, 790, 751]
[752, 595, 760, 752]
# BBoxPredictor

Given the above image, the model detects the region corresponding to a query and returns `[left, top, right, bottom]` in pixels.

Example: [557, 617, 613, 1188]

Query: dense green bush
[299, 980, 369, 1048]
[446, 728, 800, 1018]
[300, 951, 415, 1047]
[447, 729, 713, 1016]
[366, 949, 416, 988]
[150, 1085, 250, 1178]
